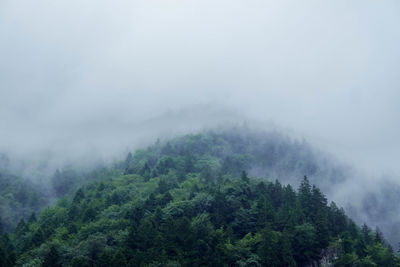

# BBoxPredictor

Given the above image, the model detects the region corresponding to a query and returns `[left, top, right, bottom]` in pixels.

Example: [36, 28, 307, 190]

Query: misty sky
[1, 0, 400, 174]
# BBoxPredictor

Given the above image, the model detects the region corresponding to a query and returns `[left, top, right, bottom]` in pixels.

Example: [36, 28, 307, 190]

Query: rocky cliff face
[306, 246, 340, 267]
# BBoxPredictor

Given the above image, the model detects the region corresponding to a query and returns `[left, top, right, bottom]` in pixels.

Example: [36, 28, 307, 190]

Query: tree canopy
[0, 131, 398, 266]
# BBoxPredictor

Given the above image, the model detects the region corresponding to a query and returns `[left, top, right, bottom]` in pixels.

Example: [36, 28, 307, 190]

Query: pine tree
[73, 188, 85, 204]
[43, 245, 61, 267]
[31, 228, 44, 246]
[362, 223, 372, 245]
[241, 170, 249, 183]
[15, 219, 26, 235]
[375, 227, 384, 244]
[254, 194, 274, 230]
[124, 152, 133, 174]
[28, 212, 37, 223]
[278, 231, 296, 266]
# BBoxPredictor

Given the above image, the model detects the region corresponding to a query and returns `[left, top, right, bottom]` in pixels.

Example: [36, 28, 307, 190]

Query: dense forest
[0, 168, 45, 232]
[0, 130, 398, 266]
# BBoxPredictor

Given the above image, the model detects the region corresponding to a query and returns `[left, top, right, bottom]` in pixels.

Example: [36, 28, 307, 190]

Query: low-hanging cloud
[1, 0, 400, 175]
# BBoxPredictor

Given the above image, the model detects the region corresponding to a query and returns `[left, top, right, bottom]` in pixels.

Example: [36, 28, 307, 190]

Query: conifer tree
[43, 245, 61, 267]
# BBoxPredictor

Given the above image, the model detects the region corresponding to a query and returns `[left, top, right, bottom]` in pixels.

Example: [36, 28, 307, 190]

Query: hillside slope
[3, 131, 397, 266]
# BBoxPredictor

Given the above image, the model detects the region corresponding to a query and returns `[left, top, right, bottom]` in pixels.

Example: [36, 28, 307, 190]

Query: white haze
[1, 1, 400, 191]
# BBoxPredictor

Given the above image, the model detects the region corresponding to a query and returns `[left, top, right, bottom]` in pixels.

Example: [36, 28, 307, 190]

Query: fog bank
[1, 1, 400, 176]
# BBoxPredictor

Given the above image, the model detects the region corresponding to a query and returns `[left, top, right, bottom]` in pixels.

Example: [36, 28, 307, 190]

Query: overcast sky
[1, 0, 400, 174]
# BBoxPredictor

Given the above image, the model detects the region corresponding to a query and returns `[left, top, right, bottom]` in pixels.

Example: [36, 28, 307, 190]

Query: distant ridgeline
[0, 130, 399, 266]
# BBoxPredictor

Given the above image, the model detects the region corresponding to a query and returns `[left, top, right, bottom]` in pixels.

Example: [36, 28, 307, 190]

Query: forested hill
[0, 130, 398, 266]
[123, 129, 348, 189]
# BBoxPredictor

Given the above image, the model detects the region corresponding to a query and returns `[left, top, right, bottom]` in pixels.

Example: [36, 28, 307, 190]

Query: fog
[1, 0, 400, 231]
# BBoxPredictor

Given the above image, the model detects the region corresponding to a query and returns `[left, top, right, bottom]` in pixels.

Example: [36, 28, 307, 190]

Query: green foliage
[0, 231, 16, 267]
[0, 171, 45, 232]
[42, 245, 60, 267]
[1, 132, 398, 266]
